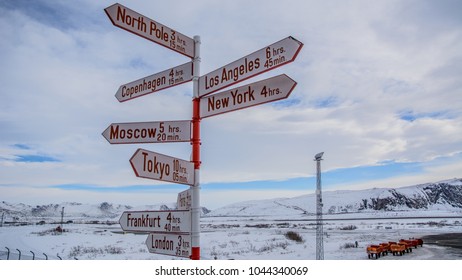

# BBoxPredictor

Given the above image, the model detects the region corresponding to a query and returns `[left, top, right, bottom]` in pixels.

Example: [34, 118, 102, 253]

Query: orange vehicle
[390, 243, 406, 256]
[367, 245, 383, 259]
[367, 239, 423, 259]
[400, 239, 419, 249]
[379, 243, 390, 255]
[398, 240, 413, 253]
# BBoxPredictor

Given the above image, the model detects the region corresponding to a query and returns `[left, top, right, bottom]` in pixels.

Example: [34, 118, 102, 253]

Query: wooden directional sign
[177, 189, 192, 211]
[146, 233, 191, 258]
[130, 149, 195, 186]
[119, 210, 191, 233]
[115, 62, 193, 102]
[198, 36, 303, 97]
[102, 120, 191, 144]
[200, 74, 297, 118]
[104, 3, 194, 58]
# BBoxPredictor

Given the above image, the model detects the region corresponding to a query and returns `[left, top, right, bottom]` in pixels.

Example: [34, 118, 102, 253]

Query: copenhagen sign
[102, 120, 191, 144]
[198, 36, 303, 97]
[130, 148, 195, 186]
[115, 62, 193, 102]
[105, 3, 194, 58]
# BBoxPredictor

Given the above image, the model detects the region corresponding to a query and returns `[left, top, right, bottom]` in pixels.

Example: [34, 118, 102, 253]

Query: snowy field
[1, 214, 461, 260]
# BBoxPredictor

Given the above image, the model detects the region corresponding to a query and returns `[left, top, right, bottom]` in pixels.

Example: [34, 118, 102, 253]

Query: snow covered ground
[1, 214, 461, 260]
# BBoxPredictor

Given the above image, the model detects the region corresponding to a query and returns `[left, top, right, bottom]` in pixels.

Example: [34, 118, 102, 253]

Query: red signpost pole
[190, 35, 201, 260]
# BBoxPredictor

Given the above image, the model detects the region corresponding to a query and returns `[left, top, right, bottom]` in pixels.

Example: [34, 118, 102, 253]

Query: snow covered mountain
[207, 178, 462, 217]
[1, 202, 130, 223]
[0, 201, 211, 223]
[2, 179, 462, 222]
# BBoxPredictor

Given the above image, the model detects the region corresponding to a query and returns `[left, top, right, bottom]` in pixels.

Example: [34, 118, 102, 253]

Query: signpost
[102, 120, 191, 144]
[146, 233, 191, 258]
[104, 2, 303, 260]
[177, 189, 192, 210]
[119, 210, 191, 233]
[200, 74, 297, 118]
[129, 148, 195, 186]
[115, 62, 193, 102]
[104, 3, 194, 58]
[198, 36, 303, 97]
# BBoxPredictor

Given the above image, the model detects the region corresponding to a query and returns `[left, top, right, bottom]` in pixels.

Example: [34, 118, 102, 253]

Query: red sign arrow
[105, 3, 194, 58]
[130, 149, 195, 186]
[200, 74, 297, 118]
[119, 210, 191, 233]
[146, 233, 191, 258]
[102, 120, 191, 144]
[198, 36, 303, 97]
[115, 62, 193, 102]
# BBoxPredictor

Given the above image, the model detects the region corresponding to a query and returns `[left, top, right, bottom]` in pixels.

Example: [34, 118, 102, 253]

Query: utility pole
[60, 207, 64, 232]
[314, 152, 324, 260]
[191, 35, 201, 260]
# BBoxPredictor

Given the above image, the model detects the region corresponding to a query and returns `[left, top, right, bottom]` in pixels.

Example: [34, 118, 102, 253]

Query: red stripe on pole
[192, 98, 201, 169]
[190, 97, 201, 260]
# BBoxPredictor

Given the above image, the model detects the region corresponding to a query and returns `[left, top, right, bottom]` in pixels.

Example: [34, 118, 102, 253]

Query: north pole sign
[104, 3, 194, 58]
[130, 148, 194, 186]
[102, 120, 191, 144]
[115, 62, 193, 102]
[146, 233, 191, 258]
[119, 210, 191, 233]
[198, 36, 303, 97]
[200, 74, 297, 118]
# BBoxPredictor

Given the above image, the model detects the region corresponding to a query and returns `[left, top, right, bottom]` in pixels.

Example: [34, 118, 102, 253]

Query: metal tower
[314, 152, 324, 260]
[60, 207, 64, 232]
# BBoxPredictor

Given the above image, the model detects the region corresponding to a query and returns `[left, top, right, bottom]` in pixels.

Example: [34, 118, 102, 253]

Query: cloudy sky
[1, 0, 461, 209]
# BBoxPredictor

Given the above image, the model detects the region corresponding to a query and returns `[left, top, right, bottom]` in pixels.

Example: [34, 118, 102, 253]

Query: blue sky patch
[15, 154, 60, 163]
[314, 96, 339, 108]
[273, 98, 301, 108]
[399, 110, 452, 122]
[13, 144, 32, 150]
[51, 184, 185, 193]
[202, 160, 424, 191]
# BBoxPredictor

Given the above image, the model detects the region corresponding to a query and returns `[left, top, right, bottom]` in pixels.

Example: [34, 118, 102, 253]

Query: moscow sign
[102, 120, 191, 144]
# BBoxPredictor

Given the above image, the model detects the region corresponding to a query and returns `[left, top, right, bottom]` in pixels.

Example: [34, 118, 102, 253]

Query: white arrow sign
[200, 74, 297, 118]
[105, 3, 194, 58]
[177, 189, 192, 211]
[102, 120, 191, 144]
[119, 210, 191, 233]
[115, 62, 193, 102]
[130, 149, 195, 186]
[198, 36, 303, 97]
[146, 233, 191, 258]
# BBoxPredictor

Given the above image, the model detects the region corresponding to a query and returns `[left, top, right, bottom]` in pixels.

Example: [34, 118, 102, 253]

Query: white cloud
[0, 0, 461, 205]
